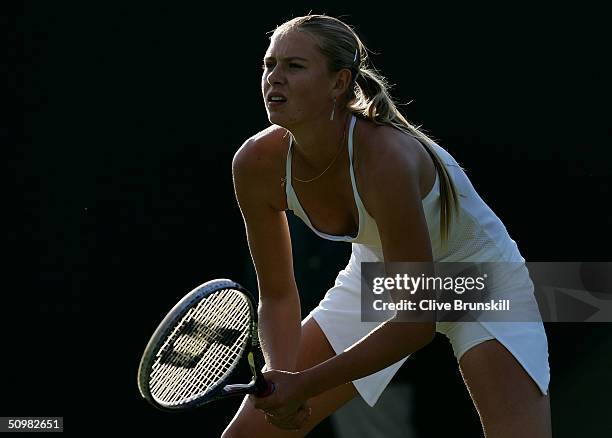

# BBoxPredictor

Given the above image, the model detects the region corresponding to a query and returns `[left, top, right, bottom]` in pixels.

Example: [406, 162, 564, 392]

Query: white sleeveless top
[285, 114, 525, 264]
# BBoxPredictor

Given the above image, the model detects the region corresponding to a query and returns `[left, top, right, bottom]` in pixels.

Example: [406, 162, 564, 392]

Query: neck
[288, 109, 351, 174]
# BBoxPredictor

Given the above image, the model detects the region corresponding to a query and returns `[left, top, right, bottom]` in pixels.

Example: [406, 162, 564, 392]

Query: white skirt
[309, 243, 551, 407]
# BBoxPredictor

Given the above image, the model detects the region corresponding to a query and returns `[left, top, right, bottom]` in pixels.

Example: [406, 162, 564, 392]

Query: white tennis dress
[284, 114, 550, 407]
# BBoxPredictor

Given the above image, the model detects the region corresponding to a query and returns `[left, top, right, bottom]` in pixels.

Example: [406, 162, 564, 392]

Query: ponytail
[272, 14, 462, 251]
[352, 62, 461, 250]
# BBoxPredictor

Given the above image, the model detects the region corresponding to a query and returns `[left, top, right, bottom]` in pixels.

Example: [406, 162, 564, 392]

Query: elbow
[422, 323, 436, 347]
[390, 320, 436, 351]
[409, 321, 436, 349]
[258, 290, 299, 309]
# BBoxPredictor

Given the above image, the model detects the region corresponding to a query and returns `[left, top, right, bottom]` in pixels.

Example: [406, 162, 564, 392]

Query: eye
[261, 62, 303, 70]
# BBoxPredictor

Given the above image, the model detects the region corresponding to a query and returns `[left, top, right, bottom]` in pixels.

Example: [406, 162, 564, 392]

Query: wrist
[299, 365, 329, 400]
[297, 368, 317, 400]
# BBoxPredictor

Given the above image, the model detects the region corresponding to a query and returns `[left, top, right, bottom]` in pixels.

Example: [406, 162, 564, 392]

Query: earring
[330, 97, 336, 121]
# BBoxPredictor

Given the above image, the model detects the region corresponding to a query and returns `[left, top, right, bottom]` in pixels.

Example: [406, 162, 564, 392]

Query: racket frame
[138, 278, 269, 411]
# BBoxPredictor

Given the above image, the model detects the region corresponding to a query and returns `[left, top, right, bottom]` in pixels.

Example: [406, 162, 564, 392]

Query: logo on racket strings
[158, 318, 242, 369]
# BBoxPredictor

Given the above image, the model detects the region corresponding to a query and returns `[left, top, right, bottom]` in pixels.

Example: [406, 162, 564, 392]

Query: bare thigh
[459, 339, 552, 438]
[222, 314, 359, 437]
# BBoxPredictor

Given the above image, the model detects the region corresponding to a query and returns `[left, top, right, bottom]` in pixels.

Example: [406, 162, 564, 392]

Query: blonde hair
[272, 14, 461, 249]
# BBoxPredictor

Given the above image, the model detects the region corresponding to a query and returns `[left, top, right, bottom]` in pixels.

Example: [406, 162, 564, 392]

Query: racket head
[137, 278, 259, 411]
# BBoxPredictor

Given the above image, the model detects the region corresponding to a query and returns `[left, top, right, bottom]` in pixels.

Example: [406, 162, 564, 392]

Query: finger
[270, 402, 308, 418]
[264, 409, 293, 421]
[293, 404, 312, 428]
[265, 413, 297, 430]
[265, 411, 298, 430]
[266, 406, 311, 431]
[269, 418, 301, 431]
[265, 405, 298, 417]
[252, 395, 278, 411]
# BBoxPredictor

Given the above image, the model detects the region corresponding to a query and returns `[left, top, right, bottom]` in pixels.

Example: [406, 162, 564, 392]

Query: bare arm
[300, 135, 436, 398]
[232, 137, 301, 371]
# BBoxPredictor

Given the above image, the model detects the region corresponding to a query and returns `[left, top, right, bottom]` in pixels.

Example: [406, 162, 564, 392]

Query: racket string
[151, 289, 243, 401]
[149, 290, 228, 400]
[175, 290, 248, 400]
[149, 288, 252, 405]
[151, 289, 247, 403]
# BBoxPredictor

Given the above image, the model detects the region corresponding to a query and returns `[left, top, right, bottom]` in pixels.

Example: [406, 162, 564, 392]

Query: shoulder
[232, 124, 290, 211]
[352, 119, 434, 261]
[232, 124, 289, 172]
[353, 119, 424, 201]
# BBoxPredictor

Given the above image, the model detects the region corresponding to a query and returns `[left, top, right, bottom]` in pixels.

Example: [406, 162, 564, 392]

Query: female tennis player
[223, 14, 551, 437]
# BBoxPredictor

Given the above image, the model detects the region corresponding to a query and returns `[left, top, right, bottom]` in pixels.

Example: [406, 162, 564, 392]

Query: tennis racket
[138, 278, 275, 411]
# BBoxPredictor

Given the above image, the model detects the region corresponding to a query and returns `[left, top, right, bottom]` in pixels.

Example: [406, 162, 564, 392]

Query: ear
[331, 68, 353, 98]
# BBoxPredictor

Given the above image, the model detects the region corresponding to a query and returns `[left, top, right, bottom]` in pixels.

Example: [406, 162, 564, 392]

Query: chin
[267, 112, 290, 128]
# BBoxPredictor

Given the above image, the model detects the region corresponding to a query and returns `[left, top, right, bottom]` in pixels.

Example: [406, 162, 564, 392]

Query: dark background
[6, 1, 611, 436]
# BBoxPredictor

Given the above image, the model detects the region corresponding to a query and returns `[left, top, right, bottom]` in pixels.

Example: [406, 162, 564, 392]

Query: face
[261, 31, 336, 128]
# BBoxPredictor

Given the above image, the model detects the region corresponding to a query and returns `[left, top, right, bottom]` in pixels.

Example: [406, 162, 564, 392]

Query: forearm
[258, 293, 302, 371]
[301, 320, 434, 399]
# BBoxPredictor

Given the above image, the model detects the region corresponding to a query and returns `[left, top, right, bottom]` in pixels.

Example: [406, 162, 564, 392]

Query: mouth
[267, 100, 287, 109]
[266, 93, 288, 109]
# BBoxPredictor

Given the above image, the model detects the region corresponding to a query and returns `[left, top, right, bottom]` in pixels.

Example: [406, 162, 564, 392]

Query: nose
[266, 65, 285, 86]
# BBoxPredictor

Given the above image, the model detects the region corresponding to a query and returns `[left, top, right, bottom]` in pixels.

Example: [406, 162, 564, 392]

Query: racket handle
[253, 363, 275, 396]
[222, 383, 255, 397]
[222, 379, 275, 397]
[255, 379, 275, 397]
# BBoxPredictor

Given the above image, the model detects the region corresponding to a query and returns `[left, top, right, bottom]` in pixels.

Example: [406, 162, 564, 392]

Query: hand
[250, 369, 312, 430]
[262, 401, 312, 431]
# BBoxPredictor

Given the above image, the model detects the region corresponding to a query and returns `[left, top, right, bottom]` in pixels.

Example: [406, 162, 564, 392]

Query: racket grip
[223, 379, 274, 397]
[255, 380, 275, 397]
[252, 360, 275, 397]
